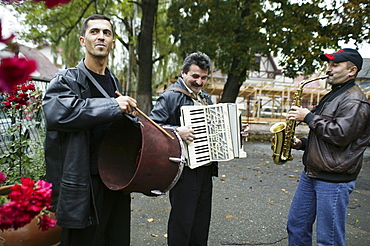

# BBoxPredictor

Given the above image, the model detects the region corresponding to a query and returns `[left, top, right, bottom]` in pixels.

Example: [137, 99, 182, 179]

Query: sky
[327, 42, 370, 59]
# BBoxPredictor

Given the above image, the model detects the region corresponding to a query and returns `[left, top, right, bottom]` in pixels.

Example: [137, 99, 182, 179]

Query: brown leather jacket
[302, 83, 370, 182]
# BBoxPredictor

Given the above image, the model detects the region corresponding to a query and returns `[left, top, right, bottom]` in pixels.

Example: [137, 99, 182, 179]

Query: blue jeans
[287, 171, 356, 246]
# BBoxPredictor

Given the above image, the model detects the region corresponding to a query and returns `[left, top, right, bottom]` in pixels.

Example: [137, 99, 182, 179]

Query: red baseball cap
[320, 48, 363, 72]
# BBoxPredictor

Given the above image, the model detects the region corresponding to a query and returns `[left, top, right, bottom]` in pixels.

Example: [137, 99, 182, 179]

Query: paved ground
[130, 140, 370, 245]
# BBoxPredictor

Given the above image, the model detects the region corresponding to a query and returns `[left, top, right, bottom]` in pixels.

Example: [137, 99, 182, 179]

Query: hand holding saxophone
[288, 106, 310, 122]
[291, 137, 302, 150]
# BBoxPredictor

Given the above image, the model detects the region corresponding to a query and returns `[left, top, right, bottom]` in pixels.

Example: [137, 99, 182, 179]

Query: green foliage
[327, 0, 370, 45]
[152, 1, 180, 87]
[166, 0, 370, 102]
[12, 0, 174, 91]
[168, 0, 369, 79]
[0, 194, 8, 207]
[168, 0, 267, 79]
[7, 0, 370, 103]
[263, 0, 330, 77]
[14, 0, 98, 67]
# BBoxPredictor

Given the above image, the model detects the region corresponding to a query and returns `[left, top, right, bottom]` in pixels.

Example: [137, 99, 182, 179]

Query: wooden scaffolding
[203, 79, 370, 123]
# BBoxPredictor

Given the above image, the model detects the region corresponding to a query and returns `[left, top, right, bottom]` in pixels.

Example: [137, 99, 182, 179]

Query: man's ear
[79, 36, 85, 47]
[348, 65, 358, 76]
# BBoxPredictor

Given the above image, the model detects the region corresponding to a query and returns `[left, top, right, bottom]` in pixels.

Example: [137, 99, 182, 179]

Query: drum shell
[98, 116, 184, 196]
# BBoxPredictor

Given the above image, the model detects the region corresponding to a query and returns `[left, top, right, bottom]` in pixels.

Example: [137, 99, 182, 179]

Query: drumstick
[115, 91, 174, 140]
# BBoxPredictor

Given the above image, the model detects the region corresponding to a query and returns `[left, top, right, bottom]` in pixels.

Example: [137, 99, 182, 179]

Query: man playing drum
[43, 14, 137, 245]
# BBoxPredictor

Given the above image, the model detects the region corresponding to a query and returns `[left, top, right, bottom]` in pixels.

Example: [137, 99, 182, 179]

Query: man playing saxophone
[286, 48, 370, 246]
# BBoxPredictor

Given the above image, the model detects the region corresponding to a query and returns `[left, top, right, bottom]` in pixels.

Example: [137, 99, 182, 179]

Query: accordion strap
[167, 88, 208, 105]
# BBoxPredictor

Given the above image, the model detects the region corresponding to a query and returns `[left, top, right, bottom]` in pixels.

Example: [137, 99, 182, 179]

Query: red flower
[32, 0, 72, 8]
[20, 84, 29, 92]
[18, 93, 30, 105]
[36, 180, 52, 189]
[20, 83, 36, 92]
[0, 172, 6, 184]
[2, 83, 38, 111]
[19, 92, 30, 99]
[2, 101, 11, 109]
[38, 213, 56, 231]
[0, 57, 37, 93]
[7, 96, 18, 102]
[27, 83, 36, 91]
[0, 178, 56, 231]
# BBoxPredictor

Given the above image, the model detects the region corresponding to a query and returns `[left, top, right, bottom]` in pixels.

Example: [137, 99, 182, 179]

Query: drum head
[98, 116, 141, 191]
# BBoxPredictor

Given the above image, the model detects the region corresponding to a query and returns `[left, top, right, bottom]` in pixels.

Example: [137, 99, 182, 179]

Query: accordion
[180, 103, 247, 169]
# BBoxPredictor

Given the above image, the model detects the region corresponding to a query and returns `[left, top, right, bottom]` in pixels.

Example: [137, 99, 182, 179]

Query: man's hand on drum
[241, 123, 249, 142]
[177, 126, 196, 145]
[115, 96, 137, 114]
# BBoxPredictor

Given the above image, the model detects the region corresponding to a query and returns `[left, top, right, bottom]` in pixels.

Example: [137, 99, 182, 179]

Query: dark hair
[81, 14, 114, 37]
[182, 52, 211, 73]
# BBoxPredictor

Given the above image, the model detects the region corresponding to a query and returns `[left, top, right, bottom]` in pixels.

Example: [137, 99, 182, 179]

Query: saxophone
[270, 75, 329, 165]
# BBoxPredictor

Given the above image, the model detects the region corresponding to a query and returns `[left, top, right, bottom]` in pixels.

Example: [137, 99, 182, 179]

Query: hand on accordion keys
[176, 126, 196, 145]
[241, 123, 249, 143]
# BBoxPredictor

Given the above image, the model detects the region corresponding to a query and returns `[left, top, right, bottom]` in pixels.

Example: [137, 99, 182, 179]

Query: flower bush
[0, 0, 72, 232]
[0, 84, 52, 231]
[0, 83, 46, 185]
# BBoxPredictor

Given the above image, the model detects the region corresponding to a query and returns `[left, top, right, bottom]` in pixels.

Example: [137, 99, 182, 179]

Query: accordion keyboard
[187, 109, 211, 165]
[181, 104, 236, 169]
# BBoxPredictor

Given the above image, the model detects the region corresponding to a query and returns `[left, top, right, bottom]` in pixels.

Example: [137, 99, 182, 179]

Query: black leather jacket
[150, 78, 218, 176]
[301, 82, 370, 182]
[42, 60, 124, 228]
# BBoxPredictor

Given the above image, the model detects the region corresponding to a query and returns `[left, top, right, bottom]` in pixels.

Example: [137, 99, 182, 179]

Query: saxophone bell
[270, 122, 291, 165]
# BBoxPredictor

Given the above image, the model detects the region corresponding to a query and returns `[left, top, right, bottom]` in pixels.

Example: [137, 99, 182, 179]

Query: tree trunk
[137, 0, 158, 115]
[220, 57, 246, 103]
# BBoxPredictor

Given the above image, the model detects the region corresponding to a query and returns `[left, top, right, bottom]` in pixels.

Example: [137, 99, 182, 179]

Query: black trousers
[60, 175, 131, 246]
[167, 165, 213, 246]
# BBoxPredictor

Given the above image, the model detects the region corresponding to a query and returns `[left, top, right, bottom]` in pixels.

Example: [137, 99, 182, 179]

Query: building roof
[18, 43, 59, 80]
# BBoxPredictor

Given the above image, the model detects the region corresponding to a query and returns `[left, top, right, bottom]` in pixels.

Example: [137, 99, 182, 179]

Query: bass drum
[98, 116, 185, 196]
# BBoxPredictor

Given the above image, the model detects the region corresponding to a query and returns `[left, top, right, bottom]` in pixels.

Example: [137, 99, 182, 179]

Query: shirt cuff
[303, 112, 315, 124]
